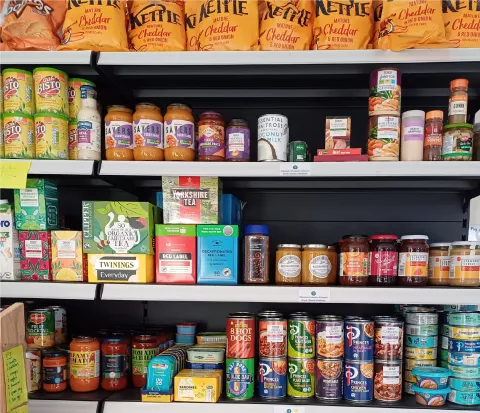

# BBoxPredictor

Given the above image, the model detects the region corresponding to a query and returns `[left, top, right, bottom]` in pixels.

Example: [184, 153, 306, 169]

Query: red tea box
[19, 231, 52, 281]
[155, 225, 196, 284]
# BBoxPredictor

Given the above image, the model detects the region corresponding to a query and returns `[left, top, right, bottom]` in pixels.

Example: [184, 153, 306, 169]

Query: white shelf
[0, 282, 97, 300]
[29, 399, 98, 413]
[0, 51, 92, 65]
[2, 159, 96, 175]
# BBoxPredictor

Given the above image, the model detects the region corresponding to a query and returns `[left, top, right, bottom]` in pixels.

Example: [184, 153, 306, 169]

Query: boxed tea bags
[0, 201, 21, 280]
[19, 230, 52, 281]
[51, 230, 87, 282]
[87, 254, 154, 283]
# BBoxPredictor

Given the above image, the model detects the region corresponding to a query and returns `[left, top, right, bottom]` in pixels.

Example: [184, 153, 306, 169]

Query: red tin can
[227, 312, 255, 359]
[258, 311, 287, 358]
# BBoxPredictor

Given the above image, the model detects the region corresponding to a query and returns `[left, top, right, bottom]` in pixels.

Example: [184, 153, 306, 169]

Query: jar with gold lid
[301, 244, 331, 285]
[428, 243, 450, 286]
[275, 244, 302, 285]
[449, 241, 480, 287]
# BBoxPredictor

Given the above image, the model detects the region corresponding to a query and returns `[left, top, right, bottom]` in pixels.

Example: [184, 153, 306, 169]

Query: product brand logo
[98, 260, 136, 269]
[67, 0, 120, 10]
[198, 0, 248, 23]
[38, 76, 61, 98]
[263, 2, 311, 27]
[36, 121, 46, 143]
[315, 0, 370, 16]
[130, 3, 182, 29]
[68, 86, 75, 104]
[3, 77, 19, 99]
[7, 0, 53, 18]
[345, 365, 358, 384]
[346, 326, 360, 345]
[171, 188, 210, 206]
[0, 220, 11, 228]
[30, 313, 46, 324]
[4, 121, 22, 143]
[443, 0, 480, 12]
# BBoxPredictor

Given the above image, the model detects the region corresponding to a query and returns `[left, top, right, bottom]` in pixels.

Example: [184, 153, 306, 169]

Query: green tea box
[82, 201, 161, 255]
[14, 179, 59, 230]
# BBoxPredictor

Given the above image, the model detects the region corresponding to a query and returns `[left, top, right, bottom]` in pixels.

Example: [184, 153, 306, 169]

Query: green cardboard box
[14, 179, 59, 230]
[82, 201, 161, 255]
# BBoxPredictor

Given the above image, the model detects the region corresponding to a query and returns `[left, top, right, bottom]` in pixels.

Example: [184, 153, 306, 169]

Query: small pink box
[19, 231, 52, 281]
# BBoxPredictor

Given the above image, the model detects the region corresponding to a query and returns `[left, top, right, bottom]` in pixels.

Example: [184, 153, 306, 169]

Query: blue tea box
[197, 225, 239, 285]
[221, 194, 242, 226]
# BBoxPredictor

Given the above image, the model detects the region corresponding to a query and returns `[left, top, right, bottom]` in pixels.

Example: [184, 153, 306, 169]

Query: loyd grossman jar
[398, 235, 429, 287]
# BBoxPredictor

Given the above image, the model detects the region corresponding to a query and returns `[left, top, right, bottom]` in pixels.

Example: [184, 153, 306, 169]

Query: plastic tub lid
[245, 225, 269, 235]
[411, 385, 451, 395]
[402, 110, 426, 119]
[400, 235, 429, 240]
[413, 367, 451, 378]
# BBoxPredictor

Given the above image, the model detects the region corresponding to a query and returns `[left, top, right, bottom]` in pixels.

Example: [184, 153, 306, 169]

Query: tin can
[367, 113, 400, 161]
[315, 358, 343, 400]
[316, 315, 344, 358]
[405, 335, 438, 349]
[405, 312, 438, 325]
[288, 141, 308, 162]
[449, 377, 480, 392]
[441, 324, 449, 337]
[445, 305, 480, 312]
[344, 360, 374, 402]
[226, 358, 255, 400]
[369, 68, 401, 116]
[48, 306, 67, 345]
[68, 78, 96, 119]
[404, 369, 415, 383]
[374, 318, 403, 360]
[345, 318, 374, 361]
[27, 309, 55, 349]
[448, 389, 480, 405]
[404, 381, 415, 395]
[258, 357, 287, 399]
[449, 339, 480, 353]
[69, 120, 79, 160]
[448, 364, 480, 378]
[227, 312, 255, 359]
[287, 358, 315, 398]
[257, 114, 289, 162]
[35, 113, 69, 159]
[26, 349, 42, 392]
[374, 360, 402, 402]
[441, 335, 449, 350]
[288, 313, 315, 359]
[2, 68, 34, 115]
[3, 113, 35, 159]
[0, 114, 3, 159]
[440, 348, 449, 362]
[448, 312, 480, 327]
[405, 347, 437, 360]
[258, 311, 287, 358]
[33, 67, 69, 116]
[449, 326, 480, 340]
[449, 353, 480, 367]
[403, 358, 436, 370]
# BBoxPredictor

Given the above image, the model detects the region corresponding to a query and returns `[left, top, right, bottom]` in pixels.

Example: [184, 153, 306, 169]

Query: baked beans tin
[288, 313, 315, 359]
[315, 358, 343, 400]
[344, 360, 374, 402]
[405, 347, 437, 360]
[448, 364, 480, 379]
[374, 360, 402, 402]
[287, 358, 315, 398]
[374, 318, 403, 360]
[449, 326, 480, 340]
[405, 335, 438, 349]
[449, 353, 480, 367]
[404, 381, 415, 395]
[48, 305, 67, 345]
[316, 315, 344, 358]
[227, 312, 255, 359]
[405, 312, 438, 325]
[258, 311, 287, 358]
[448, 312, 480, 327]
[226, 358, 255, 400]
[403, 358, 436, 370]
[26, 349, 42, 392]
[258, 357, 287, 399]
[345, 318, 374, 361]
[405, 324, 438, 337]
[449, 339, 480, 353]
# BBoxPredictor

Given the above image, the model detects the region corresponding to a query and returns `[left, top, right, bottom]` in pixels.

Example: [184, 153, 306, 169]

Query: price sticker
[274, 407, 306, 413]
[279, 163, 311, 176]
[298, 288, 330, 303]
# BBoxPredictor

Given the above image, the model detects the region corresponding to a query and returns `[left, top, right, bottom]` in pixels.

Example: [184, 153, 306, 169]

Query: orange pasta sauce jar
[70, 336, 100, 392]
[43, 350, 68, 393]
[164, 103, 195, 161]
[133, 103, 164, 161]
[105, 105, 134, 161]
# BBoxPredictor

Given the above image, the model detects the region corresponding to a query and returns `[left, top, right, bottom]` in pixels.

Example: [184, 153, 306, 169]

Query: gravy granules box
[155, 225, 196, 284]
[0, 201, 21, 280]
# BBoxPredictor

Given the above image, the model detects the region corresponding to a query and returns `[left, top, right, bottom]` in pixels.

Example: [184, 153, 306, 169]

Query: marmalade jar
[301, 244, 331, 285]
[275, 244, 302, 285]
[132, 334, 158, 388]
[340, 235, 369, 286]
[133, 103, 164, 161]
[449, 241, 480, 287]
[164, 103, 195, 161]
[198, 111, 225, 161]
[105, 105, 134, 161]
[101, 337, 128, 391]
[69, 336, 100, 392]
[327, 245, 338, 285]
[428, 243, 451, 286]
[398, 235, 429, 287]
[368, 235, 398, 286]
[43, 350, 68, 393]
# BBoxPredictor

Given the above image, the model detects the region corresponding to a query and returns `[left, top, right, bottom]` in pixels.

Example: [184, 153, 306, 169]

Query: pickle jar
[449, 241, 480, 287]
[301, 244, 330, 285]
[339, 235, 369, 286]
[276, 244, 302, 285]
[428, 243, 451, 286]
[398, 235, 429, 287]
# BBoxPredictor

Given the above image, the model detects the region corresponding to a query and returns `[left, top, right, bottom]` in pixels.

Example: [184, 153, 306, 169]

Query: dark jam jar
[368, 235, 398, 286]
[339, 235, 369, 286]
[398, 235, 429, 287]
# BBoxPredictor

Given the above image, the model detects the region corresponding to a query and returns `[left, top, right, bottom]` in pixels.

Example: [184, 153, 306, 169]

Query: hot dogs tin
[344, 360, 373, 402]
[449, 326, 480, 340]
[447, 312, 480, 327]
[405, 347, 437, 360]
[405, 324, 438, 337]
[448, 389, 480, 405]
[344, 319, 374, 361]
[448, 364, 480, 378]
[405, 335, 438, 349]
[449, 353, 480, 367]
[449, 377, 480, 392]
[405, 312, 438, 325]
[449, 339, 480, 353]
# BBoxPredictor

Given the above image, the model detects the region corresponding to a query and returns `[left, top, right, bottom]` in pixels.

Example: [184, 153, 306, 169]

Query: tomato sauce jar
[368, 235, 398, 286]
[340, 235, 369, 286]
[101, 337, 128, 391]
[398, 235, 429, 287]
[43, 350, 68, 393]
[69, 336, 100, 392]
[132, 335, 158, 388]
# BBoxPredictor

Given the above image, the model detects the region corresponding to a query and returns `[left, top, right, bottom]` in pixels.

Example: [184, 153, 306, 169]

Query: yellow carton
[174, 369, 222, 402]
[87, 254, 154, 283]
[51, 231, 87, 282]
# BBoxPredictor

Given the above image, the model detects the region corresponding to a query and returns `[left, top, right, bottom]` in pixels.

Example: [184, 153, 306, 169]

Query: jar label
[449, 96, 468, 116]
[133, 119, 163, 149]
[309, 255, 331, 278]
[198, 124, 225, 157]
[382, 366, 400, 385]
[340, 252, 368, 277]
[105, 121, 133, 149]
[77, 120, 101, 152]
[442, 131, 472, 157]
[428, 256, 450, 279]
[424, 132, 442, 147]
[369, 251, 398, 277]
[398, 252, 428, 277]
[43, 365, 67, 385]
[132, 347, 158, 375]
[403, 124, 424, 141]
[449, 255, 480, 280]
[70, 350, 100, 379]
[377, 116, 400, 140]
[102, 354, 126, 379]
[227, 127, 250, 160]
[278, 254, 301, 278]
[165, 120, 195, 149]
[246, 238, 268, 282]
[381, 326, 400, 345]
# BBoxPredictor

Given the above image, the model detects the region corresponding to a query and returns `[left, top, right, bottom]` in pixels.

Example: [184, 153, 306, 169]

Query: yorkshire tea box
[174, 369, 222, 402]
[51, 230, 87, 282]
[0, 201, 21, 280]
[19, 230, 52, 281]
[14, 179, 59, 230]
[87, 254, 154, 283]
[162, 177, 222, 224]
[82, 201, 161, 255]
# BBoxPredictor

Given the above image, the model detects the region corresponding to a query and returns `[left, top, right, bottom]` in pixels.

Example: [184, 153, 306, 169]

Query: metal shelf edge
[2, 159, 96, 175]
[0, 51, 92, 65]
[0, 282, 98, 300]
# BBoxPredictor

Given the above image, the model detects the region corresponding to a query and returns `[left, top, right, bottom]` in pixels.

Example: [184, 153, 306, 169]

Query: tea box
[14, 179, 59, 230]
[174, 369, 222, 402]
[197, 225, 239, 285]
[0, 201, 21, 280]
[51, 231, 87, 282]
[19, 230, 52, 281]
[162, 177, 222, 224]
[82, 201, 160, 255]
[155, 225, 196, 284]
[87, 254, 154, 283]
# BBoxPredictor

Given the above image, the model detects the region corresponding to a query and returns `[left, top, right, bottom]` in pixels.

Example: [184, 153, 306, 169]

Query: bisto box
[0, 201, 21, 280]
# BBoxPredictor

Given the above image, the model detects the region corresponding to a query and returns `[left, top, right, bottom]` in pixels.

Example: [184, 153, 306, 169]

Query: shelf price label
[274, 407, 306, 413]
[298, 287, 330, 303]
[279, 163, 311, 176]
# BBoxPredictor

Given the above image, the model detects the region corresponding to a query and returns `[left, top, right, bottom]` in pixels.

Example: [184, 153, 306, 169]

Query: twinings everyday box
[174, 369, 222, 402]
[87, 254, 154, 283]
[0, 201, 21, 280]
[51, 230, 87, 282]
[19, 230, 52, 280]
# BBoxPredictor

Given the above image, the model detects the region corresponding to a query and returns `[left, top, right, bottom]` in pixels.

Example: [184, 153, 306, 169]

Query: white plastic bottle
[77, 85, 101, 160]
[401, 110, 425, 161]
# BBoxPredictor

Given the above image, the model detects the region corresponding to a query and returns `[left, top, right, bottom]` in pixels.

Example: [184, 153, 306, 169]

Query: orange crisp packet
[443, 0, 480, 48]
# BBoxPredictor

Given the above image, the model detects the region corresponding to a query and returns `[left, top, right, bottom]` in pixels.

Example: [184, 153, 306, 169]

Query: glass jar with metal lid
[398, 235, 429, 287]
[276, 244, 302, 285]
[368, 235, 398, 286]
[327, 245, 338, 285]
[449, 241, 480, 287]
[301, 244, 331, 285]
[340, 235, 369, 286]
[428, 243, 451, 286]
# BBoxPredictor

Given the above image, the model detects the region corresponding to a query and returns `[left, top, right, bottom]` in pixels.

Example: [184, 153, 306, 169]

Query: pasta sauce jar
[133, 103, 164, 161]
[164, 103, 195, 161]
[398, 235, 429, 287]
[101, 337, 128, 391]
[276, 244, 302, 285]
[105, 105, 134, 161]
[43, 350, 68, 393]
[69, 336, 100, 392]
[198, 112, 225, 161]
[368, 235, 398, 286]
[340, 235, 369, 286]
[132, 334, 158, 388]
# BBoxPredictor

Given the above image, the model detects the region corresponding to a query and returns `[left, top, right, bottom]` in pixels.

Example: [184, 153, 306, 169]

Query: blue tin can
[344, 360, 373, 403]
[344, 319, 374, 361]
[448, 389, 480, 405]
[449, 377, 480, 392]
[186, 361, 225, 370]
[450, 339, 480, 353]
[449, 353, 480, 367]
[405, 335, 438, 349]
[258, 357, 287, 399]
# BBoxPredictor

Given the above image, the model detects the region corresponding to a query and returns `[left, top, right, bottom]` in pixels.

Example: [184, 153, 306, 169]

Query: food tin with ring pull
[449, 339, 480, 353]
[405, 312, 438, 325]
[449, 353, 480, 367]
[448, 389, 480, 405]
[449, 377, 480, 392]
[405, 347, 437, 360]
[405, 335, 438, 348]
[405, 324, 438, 337]
[448, 364, 480, 378]
[447, 312, 480, 327]
[449, 326, 480, 340]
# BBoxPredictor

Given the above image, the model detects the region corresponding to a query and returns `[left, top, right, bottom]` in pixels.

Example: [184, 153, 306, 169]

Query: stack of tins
[403, 308, 439, 395]
[439, 310, 450, 369]
[226, 312, 256, 400]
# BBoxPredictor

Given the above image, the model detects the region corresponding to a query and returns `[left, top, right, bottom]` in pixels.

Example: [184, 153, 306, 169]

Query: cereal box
[174, 369, 222, 402]
[162, 177, 222, 224]
[51, 231, 87, 282]
[14, 179, 59, 230]
[82, 201, 161, 255]
[0, 201, 21, 280]
[19, 230, 52, 281]
[87, 254, 154, 283]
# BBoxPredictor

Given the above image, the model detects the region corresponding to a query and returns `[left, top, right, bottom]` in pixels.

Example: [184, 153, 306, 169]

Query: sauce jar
[442, 123, 473, 161]
[398, 235, 429, 287]
[69, 336, 100, 392]
[43, 350, 68, 393]
[428, 243, 451, 286]
[368, 235, 398, 286]
[105, 105, 134, 161]
[449, 79, 468, 124]
[164, 103, 195, 161]
[101, 337, 128, 391]
[244, 225, 270, 284]
[275, 244, 302, 285]
[449, 241, 480, 287]
[133, 103, 164, 161]
[301, 244, 331, 285]
[132, 335, 158, 388]
[327, 245, 338, 285]
[423, 110, 444, 161]
[339, 235, 369, 286]
[198, 111, 225, 161]
[226, 119, 250, 161]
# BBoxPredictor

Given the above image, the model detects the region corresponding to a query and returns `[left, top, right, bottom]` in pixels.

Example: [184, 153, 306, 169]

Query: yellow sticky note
[0, 161, 31, 189]
[11, 404, 28, 413]
[3, 345, 28, 412]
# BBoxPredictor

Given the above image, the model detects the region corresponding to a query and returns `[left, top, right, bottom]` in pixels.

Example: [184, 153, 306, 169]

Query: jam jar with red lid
[368, 235, 399, 286]
[398, 235, 429, 287]
[339, 235, 369, 286]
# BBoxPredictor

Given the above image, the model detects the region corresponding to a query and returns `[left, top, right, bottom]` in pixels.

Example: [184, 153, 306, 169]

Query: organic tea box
[197, 225, 238, 285]
[19, 230, 52, 281]
[155, 225, 196, 284]
[0, 201, 21, 280]
[162, 177, 222, 224]
[14, 179, 59, 230]
[82, 201, 160, 255]
[87, 254, 154, 283]
[51, 230, 87, 282]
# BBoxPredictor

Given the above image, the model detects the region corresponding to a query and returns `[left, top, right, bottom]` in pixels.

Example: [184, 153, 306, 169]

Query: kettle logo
[345, 365, 358, 385]
[346, 326, 360, 346]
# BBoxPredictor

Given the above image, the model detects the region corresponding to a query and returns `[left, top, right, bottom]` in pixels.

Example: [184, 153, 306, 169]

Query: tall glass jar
[198, 112, 225, 161]
[105, 105, 134, 161]
[101, 337, 128, 391]
[301, 244, 330, 285]
[423, 110, 443, 161]
[69, 336, 100, 392]
[428, 243, 450, 286]
[449, 242, 480, 287]
[368, 235, 398, 286]
[339, 235, 369, 286]
[43, 350, 68, 393]
[275, 244, 302, 285]
[398, 235, 429, 287]
[244, 225, 269, 284]
[133, 103, 164, 161]
[449, 79, 468, 124]
[164, 103, 195, 161]
[226, 119, 250, 161]
[132, 335, 158, 388]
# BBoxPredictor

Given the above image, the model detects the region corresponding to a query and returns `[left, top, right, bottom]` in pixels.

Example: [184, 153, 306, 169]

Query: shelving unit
[0, 282, 98, 300]
[2, 159, 96, 176]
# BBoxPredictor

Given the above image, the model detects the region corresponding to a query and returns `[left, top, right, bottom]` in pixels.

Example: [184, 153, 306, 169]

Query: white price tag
[298, 288, 330, 303]
[274, 407, 306, 413]
[279, 163, 311, 176]
[469, 225, 480, 241]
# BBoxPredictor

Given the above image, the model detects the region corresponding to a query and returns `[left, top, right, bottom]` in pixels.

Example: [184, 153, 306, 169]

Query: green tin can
[226, 358, 255, 400]
[288, 313, 315, 358]
[287, 358, 315, 398]
[288, 141, 309, 162]
[27, 309, 55, 349]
